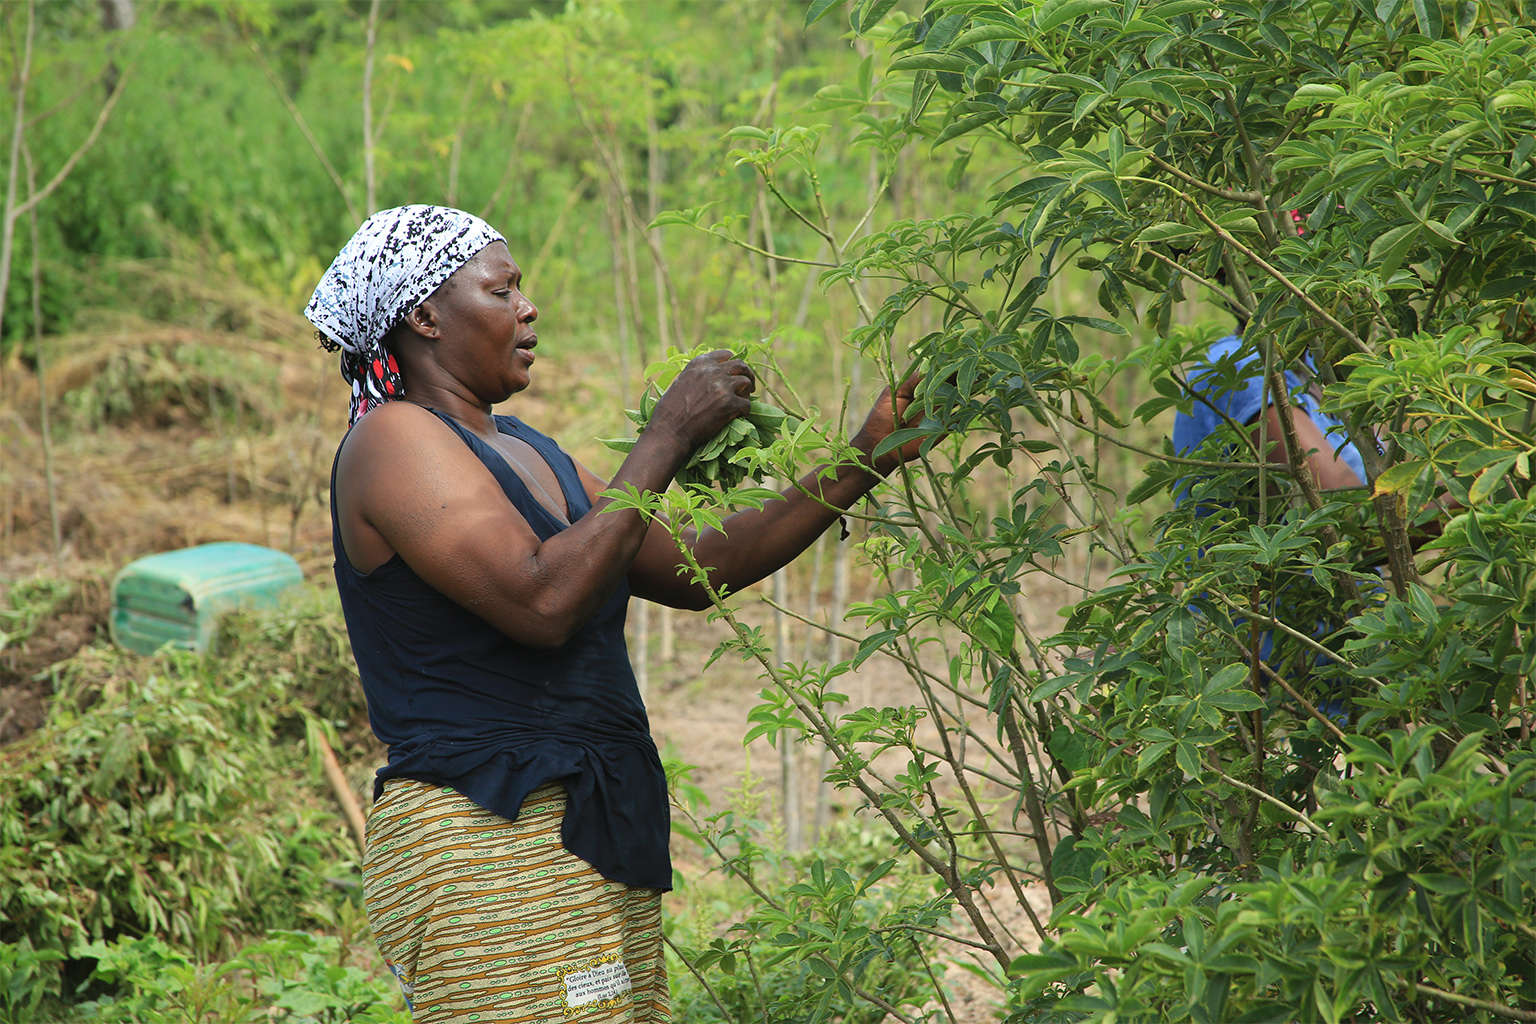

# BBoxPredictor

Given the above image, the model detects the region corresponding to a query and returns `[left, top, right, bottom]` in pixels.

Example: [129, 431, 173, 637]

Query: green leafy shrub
[0, 648, 353, 958]
[0, 578, 76, 654]
[667, 780, 947, 1024]
[0, 938, 65, 1024]
[0, 587, 366, 1012]
[72, 930, 407, 1024]
[55, 339, 278, 432]
[644, 1, 1536, 1020]
[603, 344, 805, 492]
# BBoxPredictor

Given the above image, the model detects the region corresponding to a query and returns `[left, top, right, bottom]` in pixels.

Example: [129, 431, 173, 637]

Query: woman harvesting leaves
[306, 205, 924, 1022]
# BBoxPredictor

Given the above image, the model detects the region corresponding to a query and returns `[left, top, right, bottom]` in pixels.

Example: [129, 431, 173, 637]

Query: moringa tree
[656, 1, 1536, 1020]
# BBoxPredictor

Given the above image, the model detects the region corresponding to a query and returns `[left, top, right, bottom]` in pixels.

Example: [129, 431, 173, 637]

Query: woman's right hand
[647, 350, 756, 451]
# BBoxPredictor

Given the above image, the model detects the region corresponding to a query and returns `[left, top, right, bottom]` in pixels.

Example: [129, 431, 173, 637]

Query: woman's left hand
[851, 371, 930, 475]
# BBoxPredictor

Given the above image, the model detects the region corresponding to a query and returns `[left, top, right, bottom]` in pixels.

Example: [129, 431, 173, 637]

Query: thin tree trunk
[246, 33, 359, 225]
[563, 59, 685, 351]
[604, 179, 648, 687]
[445, 77, 477, 207]
[0, 0, 37, 373]
[1, 2, 129, 357]
[362, 0, 381, 214]
[645, 70, 672, 354]
[99, 0, 136, 30]
[528, 176, 591, 276]
[803, 533, 834, 842]
[479, 102, 533, 223]
[773, 548, 801, 852]
[24, 146, 59, 563]
[621, 201, 648, 369]
[605, 182, 634, 387]
[842, 352, 865, 709]
[97, 0, 134, 94]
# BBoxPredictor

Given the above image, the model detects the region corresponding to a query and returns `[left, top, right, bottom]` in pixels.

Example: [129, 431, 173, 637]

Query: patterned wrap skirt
[363, 779, 670, 1023]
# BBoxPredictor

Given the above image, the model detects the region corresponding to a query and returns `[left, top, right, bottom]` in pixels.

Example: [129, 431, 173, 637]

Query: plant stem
[1410, 983, 1536, 1022]
[362, 0, 380, 215]
[1211, 766, 1325, 835]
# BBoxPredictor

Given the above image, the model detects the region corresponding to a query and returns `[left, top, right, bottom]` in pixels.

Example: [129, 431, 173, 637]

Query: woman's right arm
[335, 351, 753, 647]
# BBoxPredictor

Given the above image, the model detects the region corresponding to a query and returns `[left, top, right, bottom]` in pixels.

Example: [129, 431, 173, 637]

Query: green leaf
[1048, 727, 1094, 773]
[805, 0, 842, 28]
[934, 106, 1007, 147]
[1139, 221, 1201, 244]
[1072, 90, 1109, 125]
[1010, 951, 1074, 974]
[1410, 872, 1470, 895]
[1145, 0, 1218, 16]
[1037, 0, 1111, 34]
[1029, 673, 1078, 702]
[1208, 689, 1265, 712]
[1458, 447, 1519, 476]
[1368, 223, 1421, 279]
[1287, 83, 1346, 108]
[1060, 315, 1127, 334]
[1165, 606, 1196, 654]
[951, 23, 1031, 48]
[1258, 22, 1291, 52]
[1051, 834, 1100, 882]
[1479, 277, 1534, 301]
[1469, 456, 1517, 503]
[1041, 73, 1110, 94]
[1196, 32, 1258, 60]
[1116, 77, 1183, 108]
[1215, 215, 1260, 235]
[1206, 662, 1249, 693]
[1138, 740, 1173, 775]
[1175, 740, 1203, 778]
[908, 70, 939, 125]
[1411, 0, 1442, 38]
[1372, 460, 1425, 496]
[1451, 0, 1476, 36]
[889, 52, 975, 74]
[853, 0, 900, 32]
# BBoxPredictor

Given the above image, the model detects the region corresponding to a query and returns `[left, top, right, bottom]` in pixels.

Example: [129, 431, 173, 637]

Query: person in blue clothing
[1171, 333, 1371, 717]
[306, 205, 929, 1023]
[1173, 333, 1458, 727]
[1173, 333, 1368, 503]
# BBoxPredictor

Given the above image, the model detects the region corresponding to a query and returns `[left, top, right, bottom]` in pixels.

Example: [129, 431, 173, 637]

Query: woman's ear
[401, 301, 440, 340]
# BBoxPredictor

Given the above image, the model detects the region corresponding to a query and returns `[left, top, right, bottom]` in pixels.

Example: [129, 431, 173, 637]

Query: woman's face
[427, 241, 540, 404]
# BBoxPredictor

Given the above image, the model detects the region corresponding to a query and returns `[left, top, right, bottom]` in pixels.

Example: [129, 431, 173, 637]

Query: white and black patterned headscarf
[306, 205, 505, 424]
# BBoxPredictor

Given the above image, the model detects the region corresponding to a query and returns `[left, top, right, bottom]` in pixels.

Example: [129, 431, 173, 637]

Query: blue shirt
[1171, 336, 1368, 676]
[1173, 335, 1366, 487]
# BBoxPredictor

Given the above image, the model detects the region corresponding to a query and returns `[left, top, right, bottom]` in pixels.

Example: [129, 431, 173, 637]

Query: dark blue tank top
[330, 410, 670, 890]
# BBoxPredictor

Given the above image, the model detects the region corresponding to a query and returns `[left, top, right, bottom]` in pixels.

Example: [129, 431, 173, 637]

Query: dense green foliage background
[3, 1, 1535, 1022]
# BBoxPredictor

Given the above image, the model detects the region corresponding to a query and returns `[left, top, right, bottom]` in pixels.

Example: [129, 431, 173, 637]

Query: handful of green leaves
[602, 388, 799, 491]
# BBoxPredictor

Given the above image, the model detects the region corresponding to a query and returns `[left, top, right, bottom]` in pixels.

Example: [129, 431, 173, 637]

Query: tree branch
[1146, 152, 1263, 204]
[1185, 202, 1372, 355]
[1411, 984, 1536, 1022]
[244, 32, 360, 225]
[362, 0, 380, 215]
[1211, 765, 1325, 835]
[10, 63, 131, 223]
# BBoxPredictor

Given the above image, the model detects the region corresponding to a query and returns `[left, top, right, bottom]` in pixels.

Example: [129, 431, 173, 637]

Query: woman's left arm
[577, 374, 928, 610]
